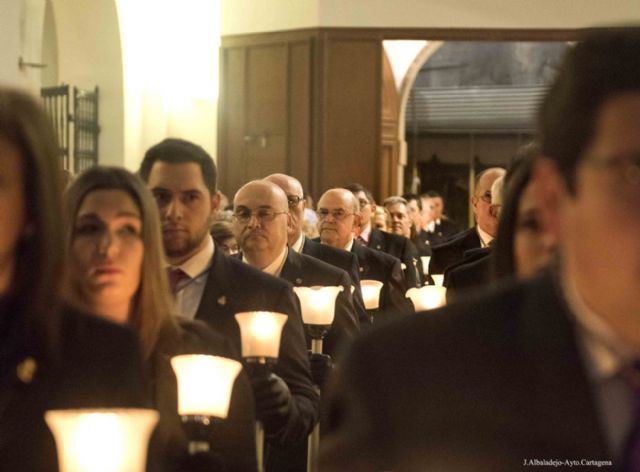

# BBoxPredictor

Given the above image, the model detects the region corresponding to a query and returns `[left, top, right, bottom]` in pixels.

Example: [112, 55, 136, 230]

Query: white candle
[293, 285, 343, 326]
[406, 286, 447, 311]
[360, 280, 384, 310]
[45, 408, 158, 472]
[171, 354, 242, 418]
[235, 311, 288, 359]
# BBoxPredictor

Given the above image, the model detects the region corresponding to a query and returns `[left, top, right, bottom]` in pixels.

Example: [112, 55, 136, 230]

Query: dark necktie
[622, 361, 640, 471]
[167, 268, 189, 294]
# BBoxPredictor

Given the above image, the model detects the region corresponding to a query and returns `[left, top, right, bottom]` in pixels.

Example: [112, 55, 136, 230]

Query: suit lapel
[280, 248, 306, 287]
[194, 246, 232, 325]
[368, 229, 384, 252]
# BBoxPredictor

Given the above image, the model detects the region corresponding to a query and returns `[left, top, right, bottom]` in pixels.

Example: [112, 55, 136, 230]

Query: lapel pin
[295, 278, 303, 285]
[17, 357, 37, 384]
[217, 296, 226, 306]
[376, 245, 382, 250]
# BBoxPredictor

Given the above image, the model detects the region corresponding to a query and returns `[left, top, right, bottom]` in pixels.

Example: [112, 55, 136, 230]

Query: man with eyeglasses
[232, 179, 359, 359]
[232, 179, 359, 470]
[264, 173, 370, 328]
[428, 167, 505, 276]
[139, 139, 319, 470]
[344, 183, 422, 289]
[322, 28, 640, 471]
[316, 188, 414, 320]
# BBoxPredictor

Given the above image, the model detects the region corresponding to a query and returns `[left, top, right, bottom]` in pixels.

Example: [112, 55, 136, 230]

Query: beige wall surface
[221, 0, 640, 35]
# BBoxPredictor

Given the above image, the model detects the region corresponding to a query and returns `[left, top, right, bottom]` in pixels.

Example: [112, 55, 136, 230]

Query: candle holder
[235, 311, 288, 472]
[45, 408, 159, 472]
[293, 285, 343, 472]
[406, 285, 447, 312]
[360, 280, 384, 324]
[171, 354, 242, 455]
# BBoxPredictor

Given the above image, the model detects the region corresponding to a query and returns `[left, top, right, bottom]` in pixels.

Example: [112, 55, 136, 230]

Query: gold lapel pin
[17, 357, 37, 384]
[217, 296, 226, 306]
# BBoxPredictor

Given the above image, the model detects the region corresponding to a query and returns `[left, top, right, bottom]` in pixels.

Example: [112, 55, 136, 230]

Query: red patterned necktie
[167, 268, 189, 294]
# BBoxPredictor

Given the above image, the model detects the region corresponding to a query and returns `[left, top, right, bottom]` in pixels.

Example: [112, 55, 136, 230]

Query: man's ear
[532, 157, 566, 250]
[210, 191, 222, 217]
[286, 212, 294, 233]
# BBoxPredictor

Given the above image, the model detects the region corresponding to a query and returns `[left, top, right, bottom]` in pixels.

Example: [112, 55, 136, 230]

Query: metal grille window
[41, 85, 100, 172]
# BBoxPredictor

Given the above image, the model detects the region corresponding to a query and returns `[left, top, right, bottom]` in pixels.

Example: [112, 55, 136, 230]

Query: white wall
[222, 0, 640, 35]
[0, 0, 45, 92]
[54, 0, 125, 168]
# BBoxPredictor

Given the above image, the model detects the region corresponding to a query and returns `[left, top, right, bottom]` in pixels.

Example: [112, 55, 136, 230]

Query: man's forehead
[235, 184, 286, 208]
[319, 192, 351, 208]
[148, 161, 208, 190]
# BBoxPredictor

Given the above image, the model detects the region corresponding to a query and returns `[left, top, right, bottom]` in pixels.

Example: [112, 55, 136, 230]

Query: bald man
[429, 167, 506, 275]
[317, 188, 414, 320]
[233, 180, 359, 357]
[264, 173, 369, 328]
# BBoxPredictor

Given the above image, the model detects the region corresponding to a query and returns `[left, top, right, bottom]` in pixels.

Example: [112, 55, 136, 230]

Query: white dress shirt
[168, 236, 215, 320]
[563, 275, 636, 458]
[476, 226, 494, 247]
[291, 233, 305, 253]
[242, 246, 288, 277]
[359, 223, 371, 244]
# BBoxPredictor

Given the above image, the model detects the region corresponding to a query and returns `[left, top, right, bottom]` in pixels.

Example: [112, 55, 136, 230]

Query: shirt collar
[291, 233, 304, 253]
[359, 223, 371, 243]
[345, 237, 355, 251]
[424, 220, 436, 233]
[243, 245, 289, 277]
[476, 226, 494, 248]
[562, 273, 636, 381]
[167, 235, 214, 278]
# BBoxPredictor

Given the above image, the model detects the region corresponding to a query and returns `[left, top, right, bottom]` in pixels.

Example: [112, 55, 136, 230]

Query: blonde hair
[64, 166, 177, 359]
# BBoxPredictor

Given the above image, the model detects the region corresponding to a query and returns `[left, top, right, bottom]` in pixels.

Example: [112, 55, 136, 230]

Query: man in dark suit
[316, 188, 414, 320]
[344, 183, 420, 289]
[139, 139, 319, 467]
[429, 167, 505, 274]
[264, 173, 369, 328]
[321, 28, 640, 471]
[232, 179, 360, 359]
[425, 190, 460, 239]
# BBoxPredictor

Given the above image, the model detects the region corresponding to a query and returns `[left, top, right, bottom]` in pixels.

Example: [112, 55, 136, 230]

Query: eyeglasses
[476, 191, 492, 204]
[233, 207, 287, 224]
[317, 208, 356, 221]
[287, 195, 304, 208]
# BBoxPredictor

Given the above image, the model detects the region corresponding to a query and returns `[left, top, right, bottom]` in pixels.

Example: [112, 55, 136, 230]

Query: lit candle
[406, 286, 447, 311]
[235, 311, 288, 360]
[171, 355, 242, 418]
[431, 274, 444, 287]
[420, 256, 431, 275]
[45, 408, 158, 472]
[293, 285, 343, 326]
[360, 280, 384, 310]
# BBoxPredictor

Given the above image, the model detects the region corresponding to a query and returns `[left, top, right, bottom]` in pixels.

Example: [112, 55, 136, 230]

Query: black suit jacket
[321, 272, 610, 471]
[351, 241, 414, 320]
[367, 228, 422, 288]
[436, 218, 460, 239]
[1, 305, 146, 472]
[301, 238, 369, 329]
[429, 227, 481, 275]
[280, 249, 360, 358]
[445, 251, 493, 303]
[194, 248, 319, 447]
[149, 319, 256, 472]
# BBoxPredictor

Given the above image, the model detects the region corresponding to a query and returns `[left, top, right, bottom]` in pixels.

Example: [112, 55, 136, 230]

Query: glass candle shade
[45, 408, 158, 472]
[360, 280, 384, 310]
[293, 285, 343, 326]
[171, 354, 242, 418]
[406, 286, 447, 311]
[431, 274, 444, 287]
[235, 311, 287, 360]
[420, 256, 431, 275]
